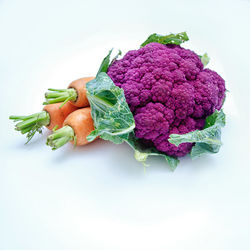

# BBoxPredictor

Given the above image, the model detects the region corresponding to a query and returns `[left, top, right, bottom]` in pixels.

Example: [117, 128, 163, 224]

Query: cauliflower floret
[192, 69, 226, 117]
[134, 103, 174, 141]
[107, 42, 225, 157]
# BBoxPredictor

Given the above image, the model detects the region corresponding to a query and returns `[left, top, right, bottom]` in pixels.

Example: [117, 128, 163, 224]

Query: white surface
[1, 0, 250, 249]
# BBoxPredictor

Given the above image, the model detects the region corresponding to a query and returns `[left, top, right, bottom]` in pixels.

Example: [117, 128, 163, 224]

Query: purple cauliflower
[107, 43, 225, 157]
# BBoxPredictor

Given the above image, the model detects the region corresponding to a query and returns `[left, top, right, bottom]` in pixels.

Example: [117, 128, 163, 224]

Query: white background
[1, 0, 250, 249]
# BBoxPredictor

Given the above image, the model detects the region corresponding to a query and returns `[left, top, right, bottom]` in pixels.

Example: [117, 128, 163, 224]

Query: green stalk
[46, 125, 76, 150]
[43, 88, 77, 107]
[9, 111, 50, 143]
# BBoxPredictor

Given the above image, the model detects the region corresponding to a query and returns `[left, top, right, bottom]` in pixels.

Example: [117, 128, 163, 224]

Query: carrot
[46, 107, 95, 150]
[44, 76, 94, 108]
[43, 102, 77, 130]
[9, 102, 77, 143]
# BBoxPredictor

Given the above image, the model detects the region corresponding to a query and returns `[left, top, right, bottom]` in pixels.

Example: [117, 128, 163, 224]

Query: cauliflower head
[107, 43, 225, 157]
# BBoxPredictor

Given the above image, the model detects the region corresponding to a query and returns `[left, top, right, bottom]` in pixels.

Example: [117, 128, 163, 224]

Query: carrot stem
[46, 125, 75, 150]
[9, 111, 50, 143]
[43, 88, 77, 107]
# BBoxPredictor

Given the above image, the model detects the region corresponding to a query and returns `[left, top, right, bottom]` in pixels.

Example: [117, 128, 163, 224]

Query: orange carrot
[43, 102, 77, 130]
[46, 108, 95, 150]
[9, 102, 77, 143]
[44, 77, 94, 108]
[68, 77, 94, 107]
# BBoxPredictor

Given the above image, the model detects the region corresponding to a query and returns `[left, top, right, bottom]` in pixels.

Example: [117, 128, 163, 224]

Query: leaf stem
[44, 88, 77, 107]
[9, 111, 50, 143]
[46, 125, 75, 150]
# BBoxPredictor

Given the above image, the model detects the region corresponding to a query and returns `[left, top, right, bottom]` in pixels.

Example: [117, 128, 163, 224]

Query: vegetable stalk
[46, 125, 75, 150]
[44, 88, 77, 107]
[9, 111, 50, 143]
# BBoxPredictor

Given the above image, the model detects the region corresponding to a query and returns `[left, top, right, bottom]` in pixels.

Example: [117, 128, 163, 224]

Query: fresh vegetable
[107, 37, 226, 158]
[44, 77, 94, 107]
[46, 108, 94, 150]
[10, 31, 227, 170]
[43, 102, 78, 129]
[9, 102, 77, 143]
[84, 72, 179, 169]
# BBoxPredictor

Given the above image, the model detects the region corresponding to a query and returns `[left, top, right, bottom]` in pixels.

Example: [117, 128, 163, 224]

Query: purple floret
[134, 103, 174, 141]
[107, 42, 226, 157]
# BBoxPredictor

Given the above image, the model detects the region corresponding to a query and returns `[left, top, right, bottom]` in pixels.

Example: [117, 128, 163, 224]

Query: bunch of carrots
[10, 77, 96, 150]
